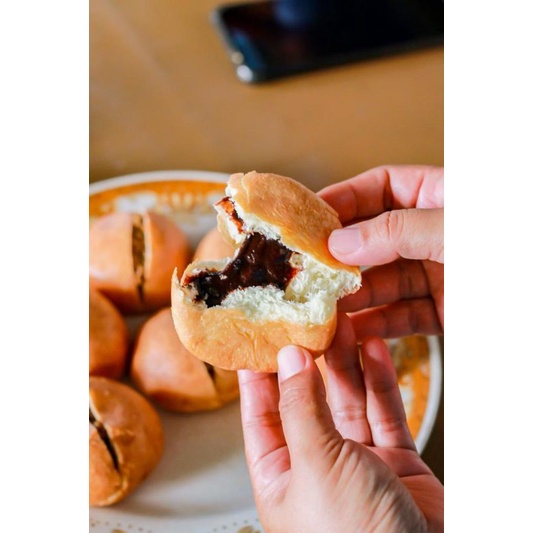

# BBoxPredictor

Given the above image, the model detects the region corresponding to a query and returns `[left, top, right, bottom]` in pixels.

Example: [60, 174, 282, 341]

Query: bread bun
[172, 171, 362, 372]
[89, 287, 129, 378]
[131, 308, 239, 412]
[89, 376, 164, 506]
[90, 211, 190, 314]
[193, 226, 235, 262]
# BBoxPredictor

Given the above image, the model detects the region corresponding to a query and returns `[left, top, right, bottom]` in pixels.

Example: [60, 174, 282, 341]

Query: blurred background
[90, 0, 443, 482]
[89, 0, 443, 192]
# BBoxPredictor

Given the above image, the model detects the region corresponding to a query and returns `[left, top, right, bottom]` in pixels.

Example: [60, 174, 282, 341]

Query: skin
[319, 164, 444, 338]
[239, 166, 444, 532]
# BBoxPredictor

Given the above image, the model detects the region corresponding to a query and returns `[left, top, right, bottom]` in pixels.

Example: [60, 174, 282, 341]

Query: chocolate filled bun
[89, 287, 129, 378]
[89, 377, 164, 506]
[131, 308, 239, 412]
[171, 171, 362, 372]
[90, 211, 189, 314]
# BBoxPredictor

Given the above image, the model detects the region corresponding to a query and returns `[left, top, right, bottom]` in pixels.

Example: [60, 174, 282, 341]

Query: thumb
[329, 207, 444, 266]
[277, 346, 341, 471]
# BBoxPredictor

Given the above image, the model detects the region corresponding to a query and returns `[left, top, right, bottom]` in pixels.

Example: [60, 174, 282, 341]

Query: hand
[319, 165, 444, 339]
[238, 314, 444, 533]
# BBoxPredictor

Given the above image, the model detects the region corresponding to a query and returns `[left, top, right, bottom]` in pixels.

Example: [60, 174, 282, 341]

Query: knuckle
[242, 410, 281, 431]
[382, 210, 405, 242]
[370, 377, 396, 395]
[279, 383, 309, 412]
[407, 302, 421, 334]
[279, 380, 323, 417]
[332, 405, 367, 426]
[372, 414, 408, 436]
[396, 259, 415, 300]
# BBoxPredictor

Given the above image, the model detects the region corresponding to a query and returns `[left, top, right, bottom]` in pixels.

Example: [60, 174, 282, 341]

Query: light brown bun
[223, 171, 361, 272]
[172, 278, 336, 372]
[89, 376, 164, 507]
[89, 287, 129, 378]
[89, 211, 190, 314]
[193, 226, 235, 262]
[172, 171, 362, 372]
[131, 308, 239, 412]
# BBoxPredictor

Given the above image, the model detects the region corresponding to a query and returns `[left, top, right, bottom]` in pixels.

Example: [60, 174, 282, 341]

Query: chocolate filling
[131, 214, 145, 304]
[185, 233, 299, 308]
[90, 407, 120, 471]
[216, 197, 244, 232]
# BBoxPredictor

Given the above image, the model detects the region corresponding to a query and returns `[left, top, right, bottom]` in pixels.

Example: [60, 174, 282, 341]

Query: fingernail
[329, 226, 362, 256]
[278, 346, 307, 382]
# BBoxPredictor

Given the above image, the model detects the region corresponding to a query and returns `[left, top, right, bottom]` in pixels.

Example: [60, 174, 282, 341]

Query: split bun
[89, 377, 164, 506]
[172, 171, 361, 372]
[90, 211, 189, 314]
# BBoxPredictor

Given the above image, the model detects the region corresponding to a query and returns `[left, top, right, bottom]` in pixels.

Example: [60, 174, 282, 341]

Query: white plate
[89, 170, 442, 533]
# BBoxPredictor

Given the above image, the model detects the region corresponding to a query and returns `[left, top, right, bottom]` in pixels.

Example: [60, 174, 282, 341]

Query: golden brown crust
[89, 423, 122, 505]
[143, 212, 190, 310]
[89, 212, 137, 311]
[89, 211, 190, 314]
[171, 271, 336, 372]
[89, 377, 164, 507]
[193, 226, 235, 262]
[171, 172, 361, 372]
[89, 287, 129, 378]
[228, 171, 360, 276]
[130, 308, 239, 411]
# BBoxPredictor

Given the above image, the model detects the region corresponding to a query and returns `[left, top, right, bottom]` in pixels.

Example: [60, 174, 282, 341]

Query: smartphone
[211, 0, 444, 83]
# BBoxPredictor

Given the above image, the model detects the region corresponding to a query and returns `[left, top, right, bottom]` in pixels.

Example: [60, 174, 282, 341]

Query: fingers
[323, 313, 372, 444]
[319, 165, 444, 224]
[338, 259, 431, 313]
[348, 298, 443, 339]
[373, 447, 434, 478]
[329, 207, 444, 266]
[360, 337, 416, 450]
[277, 346, 341, 472]
[238, 370, 290, 494]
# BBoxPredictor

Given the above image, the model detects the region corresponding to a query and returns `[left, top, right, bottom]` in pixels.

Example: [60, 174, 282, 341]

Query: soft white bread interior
[172, 171, 361, 372]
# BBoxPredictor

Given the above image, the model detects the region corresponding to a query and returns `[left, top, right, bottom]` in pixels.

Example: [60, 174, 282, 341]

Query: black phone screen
[212, 0, 444, 83]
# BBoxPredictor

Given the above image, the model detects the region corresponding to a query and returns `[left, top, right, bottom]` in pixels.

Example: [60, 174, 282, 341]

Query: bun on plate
[89, 287, 129, 378]
[193, 226, 236, 262]
[89, 211, 189, 314]
[171, 171, 362, 372]
[131, 308, 239, 412]
[89, 376, 164, 506]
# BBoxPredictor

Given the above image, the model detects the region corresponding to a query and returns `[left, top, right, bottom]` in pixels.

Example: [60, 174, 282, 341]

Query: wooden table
[90, 0, 443, 482]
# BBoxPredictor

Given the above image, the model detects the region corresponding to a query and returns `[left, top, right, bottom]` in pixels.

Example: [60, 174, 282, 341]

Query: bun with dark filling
[172, 171, 362, 372]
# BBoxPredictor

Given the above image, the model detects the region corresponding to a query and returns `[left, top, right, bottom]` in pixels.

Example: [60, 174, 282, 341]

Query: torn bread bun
[172, 171, 362, 372]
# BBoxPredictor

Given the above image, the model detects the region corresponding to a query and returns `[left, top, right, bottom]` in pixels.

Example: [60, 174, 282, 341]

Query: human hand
[238, 314, 444, 533]
[319, 165, 444, 339]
